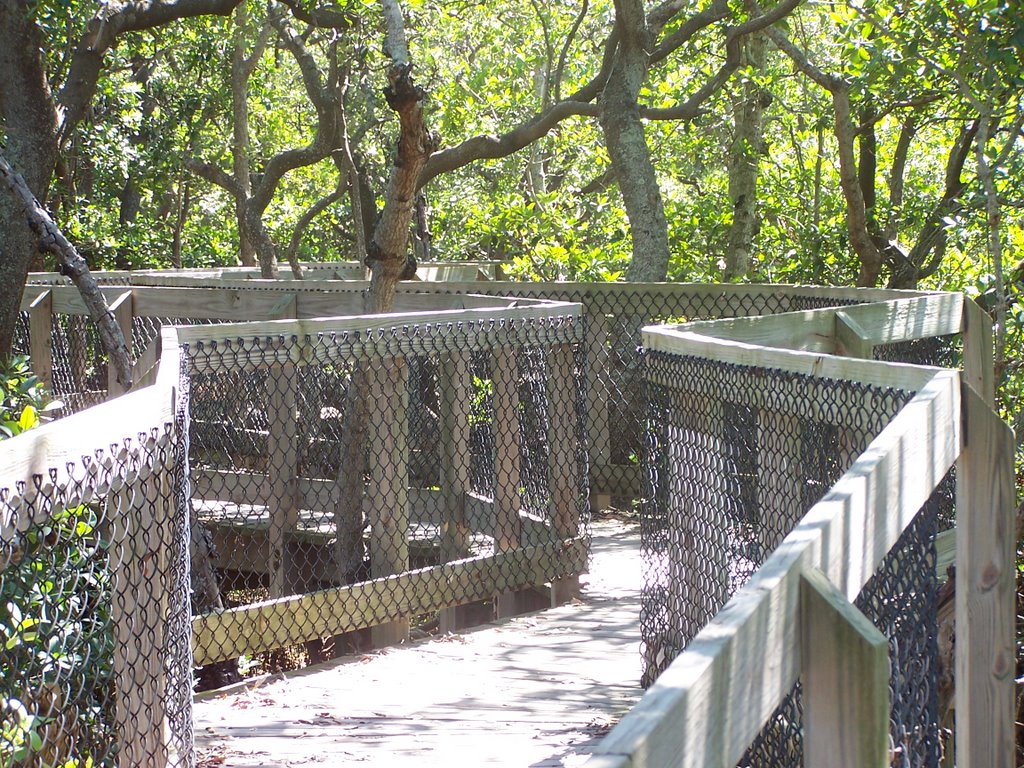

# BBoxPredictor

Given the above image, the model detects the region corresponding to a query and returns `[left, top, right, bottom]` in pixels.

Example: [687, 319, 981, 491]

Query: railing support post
[28, 289, 53, 390]
[800, 566, 890, 768]
[955, 382, 1015, 767]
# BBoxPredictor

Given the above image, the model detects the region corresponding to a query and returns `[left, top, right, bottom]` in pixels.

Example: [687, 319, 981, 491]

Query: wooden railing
[586, 293, 1015, 768]
[0, 326, 186, 768]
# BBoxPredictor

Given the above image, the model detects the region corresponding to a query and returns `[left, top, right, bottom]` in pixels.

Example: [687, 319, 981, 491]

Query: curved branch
[276, 0, 357, 29]
[57, 0, 244, 145]
[185, 159, 243, 197]
[419, 100, 599, 186]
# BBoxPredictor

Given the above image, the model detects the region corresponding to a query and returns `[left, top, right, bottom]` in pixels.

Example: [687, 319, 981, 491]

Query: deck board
[193, 518, 642, 767]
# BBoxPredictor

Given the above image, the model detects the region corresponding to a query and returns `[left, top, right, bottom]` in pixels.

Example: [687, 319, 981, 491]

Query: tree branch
[0, 151, 132, 390]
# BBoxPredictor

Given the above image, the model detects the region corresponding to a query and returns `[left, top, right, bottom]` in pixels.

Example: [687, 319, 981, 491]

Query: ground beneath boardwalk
[193, 516, 642, 767]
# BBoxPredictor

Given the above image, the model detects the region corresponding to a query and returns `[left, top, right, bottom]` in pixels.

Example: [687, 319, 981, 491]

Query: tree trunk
[0, 0, 59, 360]
[723, 33, 768, 281]
[232, 2, 257, 266]
[600, 0, 670, 283]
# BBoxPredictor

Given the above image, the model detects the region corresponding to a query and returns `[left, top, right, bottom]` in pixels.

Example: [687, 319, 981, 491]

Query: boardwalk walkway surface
[194, 517, 643, 767]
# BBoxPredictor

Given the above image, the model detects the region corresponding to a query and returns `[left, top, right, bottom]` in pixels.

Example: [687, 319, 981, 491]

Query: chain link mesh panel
[185, 310, 589, 679]
[0, 420, 192, 767]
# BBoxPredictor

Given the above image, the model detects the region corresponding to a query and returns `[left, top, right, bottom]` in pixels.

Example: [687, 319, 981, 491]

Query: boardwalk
[194, 517, 643, 767]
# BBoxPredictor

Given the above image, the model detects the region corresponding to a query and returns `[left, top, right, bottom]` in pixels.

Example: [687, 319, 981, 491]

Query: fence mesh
[185, 310, 590, 679]
[0, 418, 192, 767]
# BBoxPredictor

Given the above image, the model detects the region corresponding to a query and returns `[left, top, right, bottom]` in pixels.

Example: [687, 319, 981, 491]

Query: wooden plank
[961, 297, 994, 406]
[438, 350, 473, 632]
[838, 293, 964, 345]
[585, 309, 612, 511]
[547, 343, 582, 603]
[28, 289, 53, 390]
[192, 537, 589, 666]
[491, 349, 522, 544]
[800, 566, 889, 768]
[834, 309, 874, 359]
[367, 356, 411, 646]
[107, 290, 134, 398]
[267, 359, 300, 598]
[177, 303, 584, 372]
[642, 325, 940, 394]
[955, 382, 1016, 768]
[109, 453, 175, 768]
[590, 370, 960, 768]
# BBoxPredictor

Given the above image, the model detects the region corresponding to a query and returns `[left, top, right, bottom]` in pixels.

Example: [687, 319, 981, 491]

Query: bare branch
[185, 158, 243, 196]
[0, 151, 132, 390]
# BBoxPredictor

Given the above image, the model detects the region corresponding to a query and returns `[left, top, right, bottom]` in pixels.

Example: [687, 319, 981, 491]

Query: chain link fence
[640, 333, 958, 766]
[0, 389, 191, 767]
[183, 305, 590, 679]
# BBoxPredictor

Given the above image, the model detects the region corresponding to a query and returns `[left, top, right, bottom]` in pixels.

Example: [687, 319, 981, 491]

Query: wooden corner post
[955, 381, 1015, 768]
[800, 566, 890, 768]
[492, 345, 523, 618]
[439, 349, 472, 632]
[107, 290, 134, 398]
[28, 289, 53, 390]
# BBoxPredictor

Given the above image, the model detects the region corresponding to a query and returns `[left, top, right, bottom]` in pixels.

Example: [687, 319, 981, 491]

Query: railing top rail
[174, 301, 583, 346]
[0, 326, 182, 540]
[589, 367, 962, 768]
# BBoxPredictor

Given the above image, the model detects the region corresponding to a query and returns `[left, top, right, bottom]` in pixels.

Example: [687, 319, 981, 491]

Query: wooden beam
[266, 358, 300, 599]
[834, 309, 874, 359]
[955, 382, 1016, 768]
[800, 566, 889, 768]
[192, 538, 589, 666]
[585, 309, 612, 511]
[28, 289, 53, 390]
[367, 355, 411, 646]
[492, 346, 523, 618]
[106, 290, 134, 398]
[961, 297, 994, 407]
[547, 343, 582, 603]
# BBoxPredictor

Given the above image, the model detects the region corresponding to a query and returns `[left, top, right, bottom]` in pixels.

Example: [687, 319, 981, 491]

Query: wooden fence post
[267, 355, 300, 599]
[107, 290, 134, 398]
[28, 290, 53, 390]
[801, 566, 890, 768]
[585, 308, 612, 512]
[492, 346, 523, 618]
[439, 349, 472, 632]
[757, 409, 803, 555]
[367, 355, 410, 646]
[547, 343, 580, 604]
[955, 382, 1015, 768]
[961, 298, 994, 407]
[110, 451, 173, 768]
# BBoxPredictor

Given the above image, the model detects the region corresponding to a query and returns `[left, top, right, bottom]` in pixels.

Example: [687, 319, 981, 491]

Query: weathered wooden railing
[587, 293, 1014, 767]
[0, 326, 189, 768]
[175, 301, 588, 664]
[19, 276, 937, 511]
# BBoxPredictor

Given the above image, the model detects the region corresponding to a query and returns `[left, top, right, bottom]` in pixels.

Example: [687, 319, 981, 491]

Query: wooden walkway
[193, 517, 643, 767]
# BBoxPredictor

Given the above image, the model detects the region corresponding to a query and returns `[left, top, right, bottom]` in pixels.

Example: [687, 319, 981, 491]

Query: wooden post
[961, 298, 994, 407]
[110, 454, 173, 768]
[492, 346, 522, 618]
[668, 390, 730, 646]
[28, 290, 53, 390]
[756, 409, 803, 555]
[585, 308, 612, 512]
[107, 290, 134, 398]
[955, 382, 1015, 768]
[547, 343, 580, 604]
[800, 566, 890, 768]
[367, 355, 410, 646]
[266, 356, 300, 599]
[438, 350, 472, 632]
[834, 310, 874, 359]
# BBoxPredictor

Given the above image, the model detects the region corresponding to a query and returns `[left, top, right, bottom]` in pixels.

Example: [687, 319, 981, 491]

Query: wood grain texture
[801, 566, 889, 768]
[955, 382, 1016, 768]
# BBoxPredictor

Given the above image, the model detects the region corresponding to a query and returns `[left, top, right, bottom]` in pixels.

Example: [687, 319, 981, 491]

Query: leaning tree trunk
[600, 0, 671, 283]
